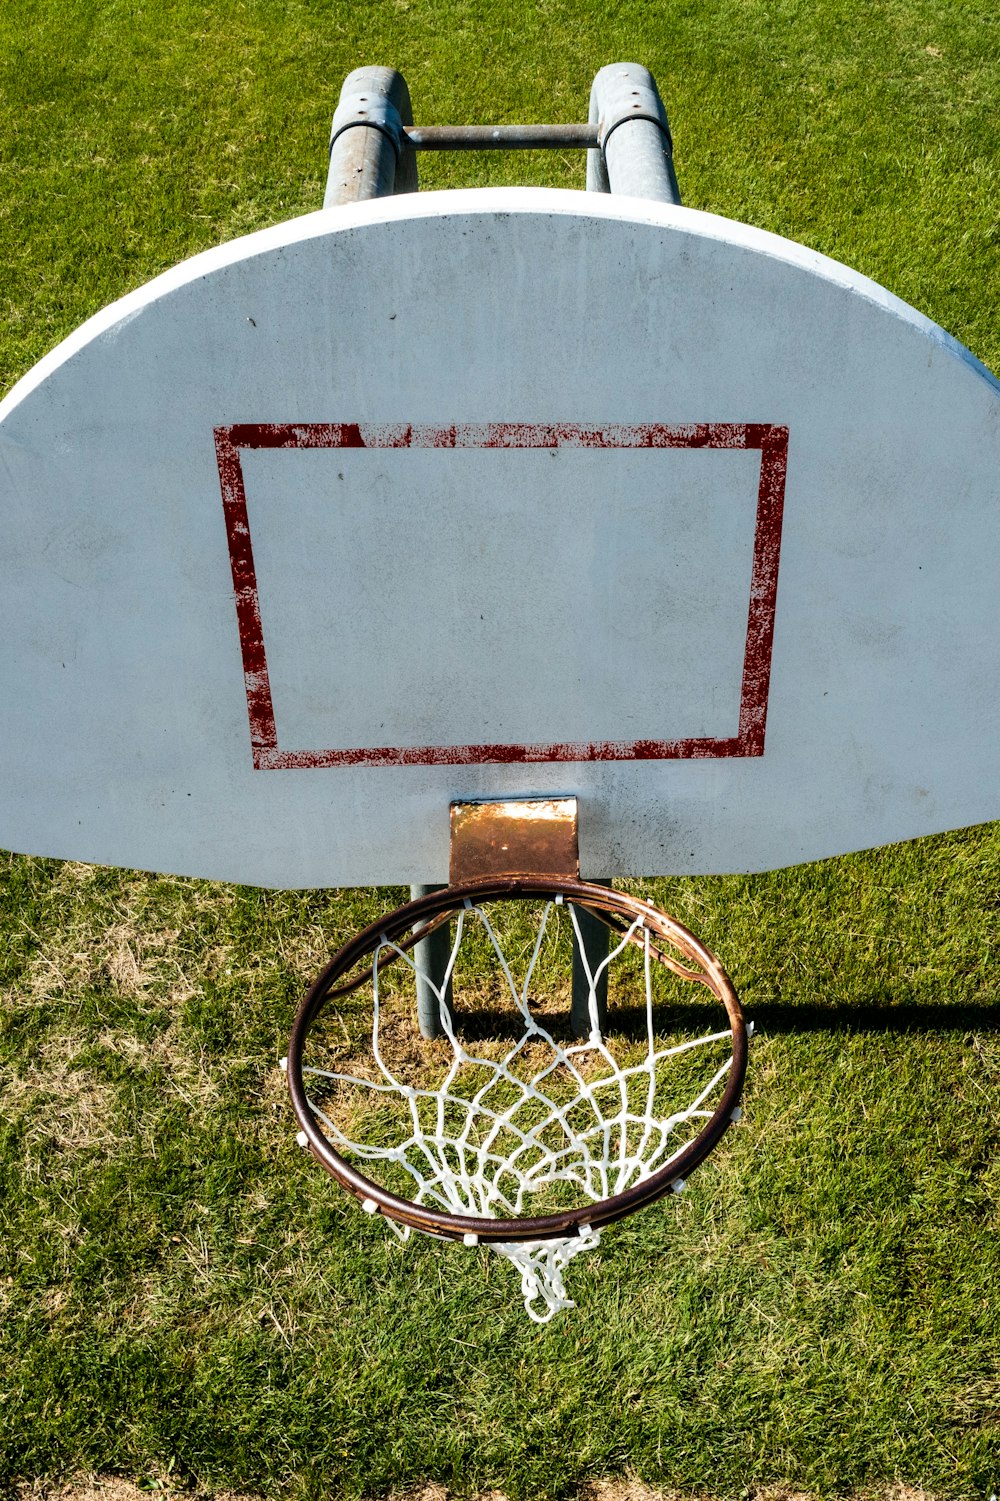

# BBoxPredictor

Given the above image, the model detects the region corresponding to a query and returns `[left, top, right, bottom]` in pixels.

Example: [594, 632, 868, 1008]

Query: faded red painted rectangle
[213, 422, 788, 769]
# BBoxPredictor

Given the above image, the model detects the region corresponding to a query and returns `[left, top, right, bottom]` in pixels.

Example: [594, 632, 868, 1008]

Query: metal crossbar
[403, 124, 600, 151]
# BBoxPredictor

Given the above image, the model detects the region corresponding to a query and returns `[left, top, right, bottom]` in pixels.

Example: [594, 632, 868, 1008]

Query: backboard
[2, 187, 999, 886]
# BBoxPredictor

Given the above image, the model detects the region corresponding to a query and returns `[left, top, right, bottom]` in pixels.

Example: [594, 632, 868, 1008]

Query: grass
[2, 1, 1000, 1499]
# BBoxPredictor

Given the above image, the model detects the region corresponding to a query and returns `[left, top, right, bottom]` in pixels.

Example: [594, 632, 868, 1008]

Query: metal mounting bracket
[449, 797, 580, 884]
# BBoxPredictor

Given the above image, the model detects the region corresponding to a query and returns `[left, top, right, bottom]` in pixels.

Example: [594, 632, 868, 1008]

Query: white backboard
[1, 187, 999, 885]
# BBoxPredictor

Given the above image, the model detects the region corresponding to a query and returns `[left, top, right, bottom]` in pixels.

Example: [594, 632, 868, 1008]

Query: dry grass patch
[581, 1490, 940, 1501]
[11, 1480, 943, 1501]
[19, 915, 198, 1009]
[4, 891, 231, 1151]
[2, 1005, 222, 1164]
[387, 1487, 943, 1501]
[2, 1034, 120, 1156]
[13, 1483, 258, 1501]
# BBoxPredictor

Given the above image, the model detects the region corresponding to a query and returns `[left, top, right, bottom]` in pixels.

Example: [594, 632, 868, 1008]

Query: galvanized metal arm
[325, 66, 418, 207]
[325, 62, 680, 207]
[587, 62, 681, 204]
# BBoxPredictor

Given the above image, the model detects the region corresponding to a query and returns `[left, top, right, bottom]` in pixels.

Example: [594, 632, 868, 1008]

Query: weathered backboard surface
[2, 187, 999, 886]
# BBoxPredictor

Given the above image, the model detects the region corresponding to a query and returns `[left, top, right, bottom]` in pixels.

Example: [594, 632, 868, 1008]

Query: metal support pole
[411, 883, 454, 1040]
[325, 66, 417, 208]
[570, 882, 612, 1039]
[587, 63, 681, 204]
[586, 82, 612, 195]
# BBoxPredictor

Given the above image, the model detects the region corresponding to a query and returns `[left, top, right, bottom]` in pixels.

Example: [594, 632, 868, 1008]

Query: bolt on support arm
[587, 62, 681, 203]
[325, 66, 418, 207]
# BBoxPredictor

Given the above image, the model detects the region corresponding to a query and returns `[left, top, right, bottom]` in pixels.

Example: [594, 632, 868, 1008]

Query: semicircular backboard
[1, 187, 999, 885]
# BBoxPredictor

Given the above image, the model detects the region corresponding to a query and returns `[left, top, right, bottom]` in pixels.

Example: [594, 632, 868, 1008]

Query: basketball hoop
[284, 876, 748, 1321]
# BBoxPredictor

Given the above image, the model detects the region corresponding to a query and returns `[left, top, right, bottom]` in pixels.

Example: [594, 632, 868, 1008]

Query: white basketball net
[294, 896, 738, 1322]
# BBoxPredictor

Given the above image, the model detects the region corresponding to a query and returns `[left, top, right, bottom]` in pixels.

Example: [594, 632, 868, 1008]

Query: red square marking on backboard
[213, 422, 789, 769]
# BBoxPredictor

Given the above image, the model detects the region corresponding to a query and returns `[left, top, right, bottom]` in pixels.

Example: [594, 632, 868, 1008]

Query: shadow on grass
[732, 997, 1000, 1034]
[441, 998, 1000, 1041]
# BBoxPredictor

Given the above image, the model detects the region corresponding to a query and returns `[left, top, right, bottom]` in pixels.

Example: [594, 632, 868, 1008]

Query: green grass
[2, 1, 1000, 1499]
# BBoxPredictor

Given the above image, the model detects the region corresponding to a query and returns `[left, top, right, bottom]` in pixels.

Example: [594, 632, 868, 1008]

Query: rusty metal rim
[286, 878, 748, 1244]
